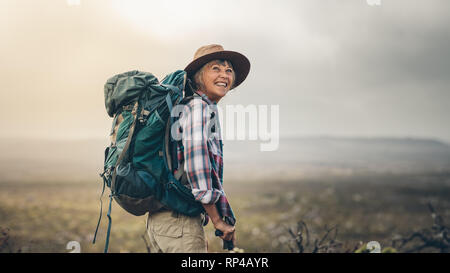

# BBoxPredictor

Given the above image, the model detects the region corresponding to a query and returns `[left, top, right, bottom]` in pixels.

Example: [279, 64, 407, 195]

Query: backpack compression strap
[110, 100, 139, 193]
[104, 100, 140, 253]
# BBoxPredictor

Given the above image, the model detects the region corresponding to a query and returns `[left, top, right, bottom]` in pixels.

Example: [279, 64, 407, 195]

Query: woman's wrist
[202, 203, 222, 226]
[210, 215, 223, 226]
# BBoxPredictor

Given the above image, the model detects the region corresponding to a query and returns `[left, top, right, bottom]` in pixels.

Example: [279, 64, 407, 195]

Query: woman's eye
[212, 66, 220, 71]
[226, 69, 233, 73]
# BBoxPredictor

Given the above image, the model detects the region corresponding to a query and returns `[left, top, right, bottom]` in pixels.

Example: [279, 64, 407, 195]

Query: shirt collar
[193, 91, 217, 105]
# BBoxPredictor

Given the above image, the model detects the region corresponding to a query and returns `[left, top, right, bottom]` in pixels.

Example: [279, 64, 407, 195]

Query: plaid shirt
[173, 92, 235, 226]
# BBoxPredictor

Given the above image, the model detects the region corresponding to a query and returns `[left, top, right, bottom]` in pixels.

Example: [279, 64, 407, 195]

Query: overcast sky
[1, 0, 449, 142]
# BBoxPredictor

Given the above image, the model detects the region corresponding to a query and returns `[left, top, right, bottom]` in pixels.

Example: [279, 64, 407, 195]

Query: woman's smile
[201, 61, 234, 103]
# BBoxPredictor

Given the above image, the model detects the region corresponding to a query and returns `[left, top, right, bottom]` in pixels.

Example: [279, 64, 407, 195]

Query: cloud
[0, 0, 449, 141]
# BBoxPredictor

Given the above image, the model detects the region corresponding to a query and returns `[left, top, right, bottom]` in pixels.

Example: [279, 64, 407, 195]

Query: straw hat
[184, 44, 250, 89]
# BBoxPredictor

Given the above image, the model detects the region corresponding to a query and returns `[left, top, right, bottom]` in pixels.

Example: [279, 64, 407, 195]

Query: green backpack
[93, 69, 204, 252]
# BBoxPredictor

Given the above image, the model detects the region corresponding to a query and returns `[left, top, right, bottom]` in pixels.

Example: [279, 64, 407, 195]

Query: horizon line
[0, 134, 449, 145]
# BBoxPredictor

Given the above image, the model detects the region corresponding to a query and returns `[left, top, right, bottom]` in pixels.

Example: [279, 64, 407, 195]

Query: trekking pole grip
[215, 229, 234, 250]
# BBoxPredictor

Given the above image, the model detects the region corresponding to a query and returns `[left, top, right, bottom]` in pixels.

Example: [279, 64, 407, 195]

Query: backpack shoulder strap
[165, 93, 210, 185]
[164, 95, 195, 175]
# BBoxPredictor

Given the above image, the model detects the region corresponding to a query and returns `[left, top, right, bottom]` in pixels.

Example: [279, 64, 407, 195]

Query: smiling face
[194, 59, 235, 103]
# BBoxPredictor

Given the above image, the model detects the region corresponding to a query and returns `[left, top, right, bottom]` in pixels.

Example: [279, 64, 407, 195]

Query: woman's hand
[202, 203, 236, 245]
[214, 219, 236, 243]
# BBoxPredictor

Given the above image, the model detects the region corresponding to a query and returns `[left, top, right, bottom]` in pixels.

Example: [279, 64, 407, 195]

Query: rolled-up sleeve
[180, 98, 222, 205]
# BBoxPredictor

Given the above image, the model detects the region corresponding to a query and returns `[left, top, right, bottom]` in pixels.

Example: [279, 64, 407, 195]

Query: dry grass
[1, 171, 449, 253]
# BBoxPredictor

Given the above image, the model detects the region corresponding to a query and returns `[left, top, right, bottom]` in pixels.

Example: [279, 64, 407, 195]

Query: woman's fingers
[222, 226, 235, 241]
[214, 220, 235, 241]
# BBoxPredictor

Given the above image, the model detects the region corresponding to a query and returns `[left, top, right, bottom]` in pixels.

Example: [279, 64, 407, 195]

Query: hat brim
[184, 50, 250, 89]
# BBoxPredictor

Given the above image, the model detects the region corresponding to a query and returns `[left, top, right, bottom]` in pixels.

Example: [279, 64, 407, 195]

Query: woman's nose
[219, 70, 230, 79]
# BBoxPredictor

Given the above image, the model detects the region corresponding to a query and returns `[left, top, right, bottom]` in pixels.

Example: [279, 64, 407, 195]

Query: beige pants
[146, 210, 207, 253]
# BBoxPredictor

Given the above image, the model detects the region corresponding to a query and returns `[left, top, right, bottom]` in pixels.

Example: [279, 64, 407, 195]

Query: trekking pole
[215, 229, 234, 250]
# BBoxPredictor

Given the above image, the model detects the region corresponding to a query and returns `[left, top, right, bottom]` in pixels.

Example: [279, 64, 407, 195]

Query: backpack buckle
[99, 167, 112, 178]
[138, 109, 150, 124]
[122, 103, 136, 111]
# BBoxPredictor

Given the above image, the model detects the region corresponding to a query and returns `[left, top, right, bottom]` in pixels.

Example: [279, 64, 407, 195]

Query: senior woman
[146, 44, 250, 253]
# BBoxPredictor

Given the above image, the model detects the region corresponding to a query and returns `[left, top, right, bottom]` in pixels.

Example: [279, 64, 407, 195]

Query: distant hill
[0, 138, 108, 183]
[223, 136, 450, 181]
[0, 136, 449, 183]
